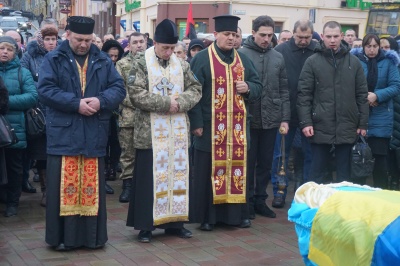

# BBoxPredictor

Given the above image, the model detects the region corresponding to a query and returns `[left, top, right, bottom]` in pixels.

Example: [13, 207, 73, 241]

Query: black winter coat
[297, 41, 369, 145]
[275, 38, 318, 126]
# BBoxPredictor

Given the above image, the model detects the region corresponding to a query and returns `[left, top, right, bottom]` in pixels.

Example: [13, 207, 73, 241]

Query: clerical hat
[213, 15, 240, 32]
[154, 19, 178, 44]
[68, 16, 95, 35]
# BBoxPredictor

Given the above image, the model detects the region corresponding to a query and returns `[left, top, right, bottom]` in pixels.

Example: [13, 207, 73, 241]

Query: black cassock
[45, 155, 108, 248]
[191, 149, 247, 225]
[126, 149, 184, 231]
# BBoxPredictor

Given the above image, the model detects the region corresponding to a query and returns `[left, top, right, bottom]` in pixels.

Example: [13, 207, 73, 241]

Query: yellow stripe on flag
[309, 190, 400, 266]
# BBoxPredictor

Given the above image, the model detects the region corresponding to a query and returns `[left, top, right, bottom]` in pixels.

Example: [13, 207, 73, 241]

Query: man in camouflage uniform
[115, 32, 147, 203]
[125, 19, 202, 243]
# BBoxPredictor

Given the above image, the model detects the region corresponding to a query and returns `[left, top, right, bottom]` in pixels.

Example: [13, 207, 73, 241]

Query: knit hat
[187, 38, 204, 58]
[0, 36, 18, 51]
[120, 39, 129, 49]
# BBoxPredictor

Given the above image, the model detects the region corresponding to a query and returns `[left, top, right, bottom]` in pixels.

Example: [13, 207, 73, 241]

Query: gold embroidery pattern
[215, 87, 227, 109]
[215, 169, 225, 190]
[215, 123, 227, 145]
[233, 168, 244, 191]
[234, 124, 245, 146]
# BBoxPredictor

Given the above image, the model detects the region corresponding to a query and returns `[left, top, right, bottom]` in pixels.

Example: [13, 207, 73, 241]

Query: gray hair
[176, 41, 186, 52]
[41, 18, 59, 30]
[293, 20, 314, 33]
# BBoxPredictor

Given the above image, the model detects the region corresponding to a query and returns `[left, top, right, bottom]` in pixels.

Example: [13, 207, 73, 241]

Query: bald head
[5, 31, 22, 49]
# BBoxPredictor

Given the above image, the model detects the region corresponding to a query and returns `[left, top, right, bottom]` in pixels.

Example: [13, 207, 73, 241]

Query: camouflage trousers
[118, 127, 136, 180]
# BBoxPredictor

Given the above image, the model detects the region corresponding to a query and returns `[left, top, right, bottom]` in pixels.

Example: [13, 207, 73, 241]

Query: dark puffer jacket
[1, 57, 37, 149]
[351, 48, 400, 139]
[21, 40, 47, 84]
[297, 41, 369, 145]
[240, 35, 290, 129]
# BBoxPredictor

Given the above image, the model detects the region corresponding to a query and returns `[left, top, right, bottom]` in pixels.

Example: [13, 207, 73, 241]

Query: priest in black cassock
[188, 15, 262, 231]
[38, 16, 125, 250]
[125, 19, 202, 243]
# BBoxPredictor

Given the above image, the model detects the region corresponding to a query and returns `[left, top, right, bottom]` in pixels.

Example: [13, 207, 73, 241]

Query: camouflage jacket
[127, 52, 202, 149]
[116, 53, 135, 128]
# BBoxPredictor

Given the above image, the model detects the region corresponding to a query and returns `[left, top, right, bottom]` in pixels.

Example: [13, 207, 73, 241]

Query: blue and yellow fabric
[288, 182, 400, 265]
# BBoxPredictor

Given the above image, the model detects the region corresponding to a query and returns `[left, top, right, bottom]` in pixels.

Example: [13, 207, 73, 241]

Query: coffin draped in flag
[288, 182, 400, 266]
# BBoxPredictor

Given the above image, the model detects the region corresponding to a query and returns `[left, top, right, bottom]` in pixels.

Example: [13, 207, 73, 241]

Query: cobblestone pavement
[0, 176, 303, 266]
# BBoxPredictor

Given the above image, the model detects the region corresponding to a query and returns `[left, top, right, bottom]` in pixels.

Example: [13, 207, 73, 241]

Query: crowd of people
[0, 13, 400, 251]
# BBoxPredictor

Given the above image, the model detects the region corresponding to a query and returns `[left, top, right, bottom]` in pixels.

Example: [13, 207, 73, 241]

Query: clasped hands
[79, 97, 100, 116]
[169, 95, 180, 114]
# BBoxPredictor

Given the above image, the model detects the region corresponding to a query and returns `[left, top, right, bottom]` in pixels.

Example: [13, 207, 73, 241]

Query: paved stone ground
[0, 176, 303, 266]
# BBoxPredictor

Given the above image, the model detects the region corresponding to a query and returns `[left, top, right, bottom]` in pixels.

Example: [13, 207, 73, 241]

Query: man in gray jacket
[240, 15, 290, 219]
[297, 21, 368, 183]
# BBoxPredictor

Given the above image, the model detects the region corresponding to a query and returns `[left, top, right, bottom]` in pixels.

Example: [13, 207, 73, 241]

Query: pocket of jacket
[47, 117, 72, 148]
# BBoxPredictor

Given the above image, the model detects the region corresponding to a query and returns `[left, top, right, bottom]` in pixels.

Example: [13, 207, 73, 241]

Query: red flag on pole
[185, 2, 197, 39]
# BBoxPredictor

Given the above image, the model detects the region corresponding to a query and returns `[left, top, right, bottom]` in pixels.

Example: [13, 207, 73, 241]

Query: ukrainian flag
[289, 182, 400, 265]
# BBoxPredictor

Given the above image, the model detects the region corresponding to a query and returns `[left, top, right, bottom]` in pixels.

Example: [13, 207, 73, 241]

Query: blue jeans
[271, 127, 312, 198]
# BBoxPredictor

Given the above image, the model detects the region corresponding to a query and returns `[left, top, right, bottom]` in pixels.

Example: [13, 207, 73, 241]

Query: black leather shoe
[165, 228, 192, 238]
[22, 180, 37, 193]
[138, 230, 152, 243]
[4, 206, 17, 217]
[238, 219, 251, 228]
[105, 183, 114, 194]
[199, 223, 214, 231]
[54, 243, 72, 251]
[255, 203, 276, 218]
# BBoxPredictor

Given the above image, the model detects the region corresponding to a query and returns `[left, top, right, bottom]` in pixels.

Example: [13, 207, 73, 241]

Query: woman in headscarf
[351, 34, 400, 188]
[21, 27, 59, 207]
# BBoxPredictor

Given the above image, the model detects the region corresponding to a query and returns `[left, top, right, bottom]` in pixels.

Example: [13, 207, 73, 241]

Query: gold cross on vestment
[175, 154, 185, 166]
[155, 123, 167, 137]
[156, 77, 174, 96]
[216, 148, 225, 157]
[235, 113, 243, 122]
[157, 156, 168, 168]
[66, 164, 77, 173]
[217, 112, 226, 121]
[176, 131, 185, 140]
[235, 147, 243, 157]
[216, 76, 225, 85]
[86, 164, 96, 174]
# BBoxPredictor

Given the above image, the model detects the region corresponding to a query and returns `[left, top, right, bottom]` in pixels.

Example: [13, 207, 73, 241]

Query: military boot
[119, 178, 132, 203]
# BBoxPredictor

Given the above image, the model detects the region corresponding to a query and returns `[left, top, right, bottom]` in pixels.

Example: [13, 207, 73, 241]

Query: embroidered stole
[75, 57, 89, 95]
[60, 156, 99, 216]
[60, 58, 99, 216]
[145, 48, 189, 225]
[209, 44, 247, 204]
